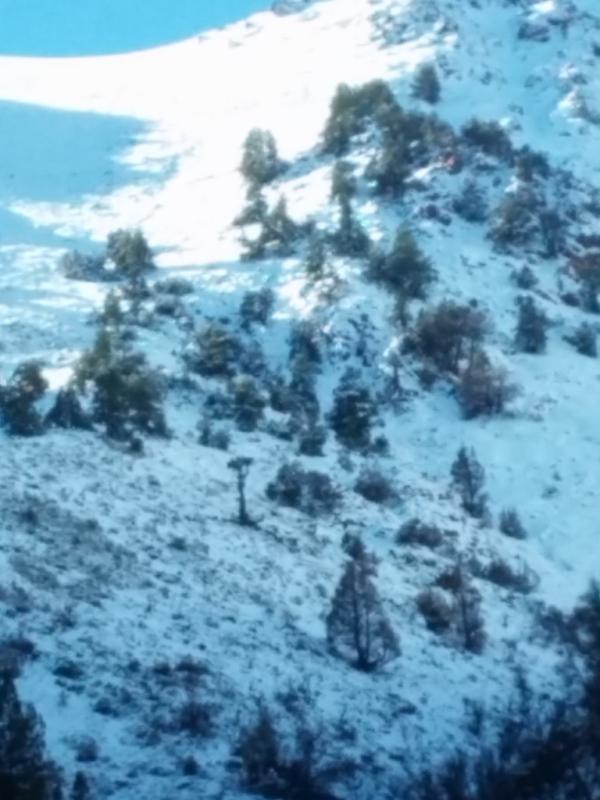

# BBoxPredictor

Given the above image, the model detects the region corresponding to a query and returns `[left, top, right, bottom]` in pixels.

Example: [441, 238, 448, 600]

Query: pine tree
[0, 362, 48, 437]
[303, 232, 327, 282]
[106, 229, 153, 280]
[451, 447, 489, 520]
[329, 369, 375, 450]
[455, 567, 486, 654]
[0, 673, 63, 800]
[240, 129, 283, 188]
[326, 541, 399, 671]
[515, 296, 548, 354]
[412, 63, 441, 104]
[330, 160, 356, 204]
[332, 197, 370, 258]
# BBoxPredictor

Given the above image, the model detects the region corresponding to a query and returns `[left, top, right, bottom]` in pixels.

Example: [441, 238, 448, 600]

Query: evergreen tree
[0, 673, 63, 800]
[326, 541, 399, 671]
[240, 129, 283, 188]
[515, 296, 548, 354]
[70, 773, 89, 800]
[412, 63, 441, 104]
[303, 232, 327, 282]
[106, 229, 154, 280]
[331, 197, 370, 258]
[370, 227, 435, 321]
[330, 160, 356, 204]
[329, 369, 375, 450]
[0, 362, 48, 437]
[457, 349, 515, 419]
[451, 447, 489, 520]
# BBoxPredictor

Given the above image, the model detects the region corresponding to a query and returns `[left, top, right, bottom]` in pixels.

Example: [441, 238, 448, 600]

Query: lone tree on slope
[326, 539, 399, 672]
[451, 446, 489, 521]
[228, 456, 254, 527]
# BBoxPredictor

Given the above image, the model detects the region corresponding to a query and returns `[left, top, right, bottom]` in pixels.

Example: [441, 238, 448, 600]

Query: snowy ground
[0, 0, 599, 797]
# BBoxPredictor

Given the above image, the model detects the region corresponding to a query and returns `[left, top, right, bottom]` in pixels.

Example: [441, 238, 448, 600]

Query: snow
[0, 0, 599, 796]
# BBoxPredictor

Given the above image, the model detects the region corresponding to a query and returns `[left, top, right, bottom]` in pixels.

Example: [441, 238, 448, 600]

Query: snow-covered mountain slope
[1, 0, 600, 797]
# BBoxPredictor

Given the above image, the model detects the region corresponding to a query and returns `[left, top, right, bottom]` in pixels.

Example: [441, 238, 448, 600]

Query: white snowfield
[0, 0, 599, 797]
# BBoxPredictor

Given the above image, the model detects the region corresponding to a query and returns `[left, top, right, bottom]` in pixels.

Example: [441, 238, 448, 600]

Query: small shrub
[297, 421, 327, 457]
[499, 508, 528, 540]
[322, 80, 396, 155]
[451, 447, 489, 521]
[457, 349, 516, 419]
[479, 557, 538, 594]
[490, 188, 539, 248]
[330, 160, 357, 203]
[0, 361, 48, 436]
[511, 265, 538, 290]
[566, 322, 597, 357]
[176, 699, 213, 738]
[231, 375, 266, 432]
[241, 196, 301, 260]
[412, 63, 441, 104]
[413, 301, 488, 374]
[199, 418, 230, 450]
[153, 277, 194, 296]
[417, 588, 454, 633]
[60, 249, 108, 282]
[186, 323, 240, 377]
[453, 179, 488, 223]
[266, 462, 340, 515]
[354, 467, 396, 504]
[397, 518, 444, 549]
[331, 197, 371, 258]
[514, 296, 548, 354]
[571, 252, 600, 313]
[239, 288, 275, 330]
[329, 369, 376, 451]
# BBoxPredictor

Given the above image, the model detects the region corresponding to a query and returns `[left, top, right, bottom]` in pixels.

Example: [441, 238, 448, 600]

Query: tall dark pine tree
[0, 673, 63, 800]
[326, 541, 399, 671]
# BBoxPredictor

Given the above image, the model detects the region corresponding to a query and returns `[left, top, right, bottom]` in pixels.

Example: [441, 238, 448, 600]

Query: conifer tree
[327, 540, 399, 671]
[412, 63, 441, 104]
[0, 361, 48, 437]
[240, 129, 283, 188]
[515, 296, 548, 354]
[451, 447, 489, 520]
[329, 369, 375, 450]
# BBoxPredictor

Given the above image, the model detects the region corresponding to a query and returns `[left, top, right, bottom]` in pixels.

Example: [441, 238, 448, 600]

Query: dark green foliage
[231, 375, 265, 432]
[187, 322, 240, 377]
[499, 508, 528, 540]
[239, 288, 275, 330]
[70, 773, 89, 800]
[354, 467, 396, 504]
[60, 250, 107, 282]
[234, 185, 269, 228]
[322, 80, 396, 155]
[397, 519, 444, 549]
[413, 301, 488, 374]
[479, 557, 538, 594]
[451, 447, 488, 520]
[330, 160, 357, 203]
[76, 330, 167, 439]
[515, 296, 548, 353]
[45, 388, 92, 431]
[369, 227, 435, 318]
[515, 146, 550, 182]
[0, 362, 48, 436]
[452, 179, 488, 223]
[106, 229, 154, 279]
[303, 233, 327, 281]
[240, 128, 283, 188]
[412, 63, 441, 104]
[512, 265, 538, 290]
[462, 118, 513, 160]
[572, 252, 600, 313]
[457, 349, 515, 418]
[329, 369, 376, 450]
[566, 322, 597, 357]
[327, 541, 399, 671]
[297, 421, 327, 457]
[416, 588, 454, 633]
[266, 462, 339, 516]
[0, 673, 64, 800]
[365, 136, 409, 196]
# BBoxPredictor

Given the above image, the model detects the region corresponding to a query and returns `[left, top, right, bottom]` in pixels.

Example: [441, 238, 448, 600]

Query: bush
[153, 277, 194, 296]
[499, 508, 528, 540]
[452, 179, 488, 223]
[303, 232, 327, 281]
[106, 229, 154, 279]
[457, 349, 516, 418]
[331, 197, 371, 258]
[354, 467, 396, 504]
[199, 417, 230, 451]
[490, 188, 539, 248]
[566, 322, 597, 357]
[514, 146, 550, 182]
[417, 588, 454, 632]
[0, 361, 48, 436]
[266, 462, 340, 516]
[397, 518, 444, 549]
[462, 118, 513, 160]
[45, 388, 92, 431]
[479, 557, 538, 594]
[515, 296, 548, 354]
[297, 421, 327, 457]
[329, 369, 376, 450]
[572, 252, 600, 313]
[187, 323, 240, 377]
[241, 196, 301, 260]
[240, 128, 283, 188]
[330, 160, 357, 203]
[60, 249, 108, 282]
[412, 63, 441, 104]
[511, 265, 538, 290]
[413, 301, 488, 374]
[451, 447, 489, 520]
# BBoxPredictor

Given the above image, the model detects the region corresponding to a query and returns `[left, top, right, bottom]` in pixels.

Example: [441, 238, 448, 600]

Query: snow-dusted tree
[457, 349, 515, 419]
[327, 540, 399, 671]
[240, 128, 283, 188]
[515, 295, 548, 354]
[329, 369, 376, 451]
[0, 673, 63, 800]
[412, 63, 441, 104]
[330, 160, 357, 204]
[414, 301, 488, 374]
[451, 447, 489, 520]
[332, 196, 370, 258]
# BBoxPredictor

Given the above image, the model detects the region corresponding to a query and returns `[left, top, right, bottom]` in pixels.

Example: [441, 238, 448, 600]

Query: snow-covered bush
[499, 508, 528, 540]
[514, 295, 548, 353]
[412, 300, 488, 374]
[240, 128, 284, 188]
[186, 322, 241, 377]
[354, 467, 396, 504]
[411, 63, 441, 104]
[462, 118, 513, 161]
[266, 462, 340, 516]
[451, 447, 489, 521]
[106, 228, 154, 279]
[0, 361, 48, 437]
[566, 322, 597, 357]
[239, 288, 275, 330]
[457, 350, 516, 419]
[397, 518, 444, 549]
[329, 369, 376, 451]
